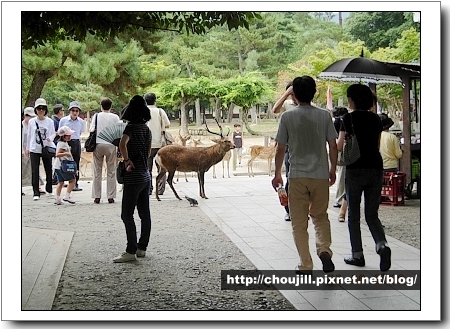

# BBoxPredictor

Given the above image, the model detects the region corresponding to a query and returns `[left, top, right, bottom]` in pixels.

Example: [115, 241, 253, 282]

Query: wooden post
[400, 77, 412, 184]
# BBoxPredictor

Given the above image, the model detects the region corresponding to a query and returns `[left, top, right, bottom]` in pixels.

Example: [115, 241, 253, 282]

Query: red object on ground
[381, 171, 405, 206]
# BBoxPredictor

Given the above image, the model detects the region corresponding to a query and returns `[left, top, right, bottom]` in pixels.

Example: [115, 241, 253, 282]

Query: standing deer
[247, 138, 277, 177]
[212, 138, 232, 178]
[155, 118, 235, 200]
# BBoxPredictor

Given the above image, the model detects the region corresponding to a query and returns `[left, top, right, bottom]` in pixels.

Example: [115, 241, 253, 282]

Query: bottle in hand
[277, 184, 288, 207]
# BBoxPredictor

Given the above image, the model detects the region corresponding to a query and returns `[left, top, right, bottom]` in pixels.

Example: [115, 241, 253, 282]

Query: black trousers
[30, 152, 53, 196]
[68, 139, 81, 184]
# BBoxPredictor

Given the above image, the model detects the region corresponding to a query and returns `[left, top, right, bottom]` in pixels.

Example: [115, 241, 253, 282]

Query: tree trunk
[215, 98, 222, 122]
[250, 106, 258, 124]
[180, 98, 189, 136]
[26, 71, 53, 106]
[195, 98, 201, 126]
[226, 103, 235, 123]
[242, 108, 263, 136]
[238, 50, 244, 74]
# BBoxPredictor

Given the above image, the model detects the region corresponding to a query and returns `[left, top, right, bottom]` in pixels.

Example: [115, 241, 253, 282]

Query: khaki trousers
[91, 143, 117, 199]
[288, 177, 333, 271]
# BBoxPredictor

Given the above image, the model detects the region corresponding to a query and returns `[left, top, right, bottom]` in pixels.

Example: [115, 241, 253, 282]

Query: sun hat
[57, 126, 75, 136]
[68, 101, 82, 111]
[34, 98, 47, 109]
[23, 107, 36, 117]
[379, 113, 394, 130]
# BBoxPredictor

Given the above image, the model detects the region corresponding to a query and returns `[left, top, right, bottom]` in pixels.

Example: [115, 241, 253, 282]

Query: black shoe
[39, 190, 46, 195]
[378, 245, 391, 271]
[284, 213, 291, 221]
[319, 252, 335, 273]
[344, 256, 365, 267]
[73, 186, 83, 191]
[333, 202, 342, 208]
[294, 267, 312, 275]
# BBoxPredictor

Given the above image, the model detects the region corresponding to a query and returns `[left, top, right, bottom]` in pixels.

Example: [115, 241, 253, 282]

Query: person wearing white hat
[53, 126, 77, 205]
[26, 98, 57, 200]
[59, 100, 85, 191]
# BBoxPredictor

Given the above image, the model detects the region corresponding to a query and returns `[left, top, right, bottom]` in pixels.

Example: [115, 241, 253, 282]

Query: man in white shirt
[144, 92, 170, 194]
[59, 101, 85, 191]
[90, 97, 120, 204]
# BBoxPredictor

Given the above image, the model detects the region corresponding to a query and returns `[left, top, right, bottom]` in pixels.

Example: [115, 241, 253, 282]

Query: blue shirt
[59, 115, 85, 139]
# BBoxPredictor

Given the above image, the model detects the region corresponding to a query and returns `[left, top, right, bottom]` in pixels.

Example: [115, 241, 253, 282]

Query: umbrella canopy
[318, 57, 403, 85]
[97, 122, 127, 146]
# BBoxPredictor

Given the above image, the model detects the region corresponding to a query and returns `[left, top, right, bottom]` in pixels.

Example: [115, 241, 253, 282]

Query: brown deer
[212, 138, 232, 178]
[155, 118, 235, 200]
[247, 138, 277, 177]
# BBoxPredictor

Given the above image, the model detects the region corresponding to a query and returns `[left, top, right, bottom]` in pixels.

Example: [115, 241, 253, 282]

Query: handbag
[84, 114, 97, 152]
[159, 108, 173, 146]
[35, 122, 56, 158]
[61, 159, 77, 173]
[116, 161, 125, 184]
[337, 113, 360, 166]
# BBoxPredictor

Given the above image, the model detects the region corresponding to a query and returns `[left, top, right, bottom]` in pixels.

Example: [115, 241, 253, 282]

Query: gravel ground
[376, 198, 420, 249]
[22, 198, 296, 311]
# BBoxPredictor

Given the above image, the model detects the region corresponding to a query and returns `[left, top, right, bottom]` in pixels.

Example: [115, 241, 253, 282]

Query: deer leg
[184, 172, 188, 182]
[212, 164, 217, 179]
[222, 161, 225, 178]
[166, 171, 182, 200]
[247, 158, 254, 177]
[154, 170, 167, 201]
[199, 171, 208, 199]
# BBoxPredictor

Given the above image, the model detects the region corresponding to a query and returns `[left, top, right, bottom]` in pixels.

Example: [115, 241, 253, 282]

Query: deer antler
[204, 115, 222, 137]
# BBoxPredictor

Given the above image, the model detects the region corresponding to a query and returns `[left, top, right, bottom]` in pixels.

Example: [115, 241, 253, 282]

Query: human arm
[119, 133, 134, 170]
[328, 139, 337, 186]
[272, 87, 293, 114]
[337, 131, 345, 151]
[89, 114, 96, 132]
[162, 109, 170, 129]
[271, 142, 286, 191]
[46, 119, 56, 142]
[56, 145, 72, 158]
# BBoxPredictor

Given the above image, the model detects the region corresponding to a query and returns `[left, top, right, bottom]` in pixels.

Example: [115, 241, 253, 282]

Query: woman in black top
[337, 84, 391, 271]
[114, 95, 152, 263]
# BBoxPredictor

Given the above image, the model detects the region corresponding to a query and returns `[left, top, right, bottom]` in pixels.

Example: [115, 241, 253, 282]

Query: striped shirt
[122, 123, 152, 184]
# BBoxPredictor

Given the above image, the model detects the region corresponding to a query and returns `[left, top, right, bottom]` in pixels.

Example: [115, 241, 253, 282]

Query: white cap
[34, 98, 47, 109]
[57, 126, 75, 136]
[23, 107, 36, 117]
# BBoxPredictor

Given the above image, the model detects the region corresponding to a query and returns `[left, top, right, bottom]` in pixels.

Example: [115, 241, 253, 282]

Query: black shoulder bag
[35, 121, 56, 158]
[85, 114, 97, 152]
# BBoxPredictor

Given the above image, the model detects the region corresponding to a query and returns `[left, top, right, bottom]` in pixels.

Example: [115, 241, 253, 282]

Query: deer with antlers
[155, 118, 235, 200]
[247, 137, 277, 177]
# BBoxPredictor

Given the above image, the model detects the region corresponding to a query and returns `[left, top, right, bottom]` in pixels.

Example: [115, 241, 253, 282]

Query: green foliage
[344, 12, 420, 52]
[22, 12, 261, 49]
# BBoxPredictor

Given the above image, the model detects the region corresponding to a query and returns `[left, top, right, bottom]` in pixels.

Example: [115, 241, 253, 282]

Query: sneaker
[33, 195, 40, 201]
[113, 252, 137, 263]
[63, 196, 76, 204]
[94, 198, 100, 204]
[108, 198, 115, 204]
[54, 197, 62, 205]
[284, 213, 291, 221]
[333, 202, 341, 208]
[72, 186, 83, 191]
[136, 249, 146, 258]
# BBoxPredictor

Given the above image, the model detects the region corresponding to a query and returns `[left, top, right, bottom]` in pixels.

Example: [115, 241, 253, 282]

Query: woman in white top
[89, 97, 120, 204]
[53, 126, 77, 205]
[26, 98, 56, 200]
